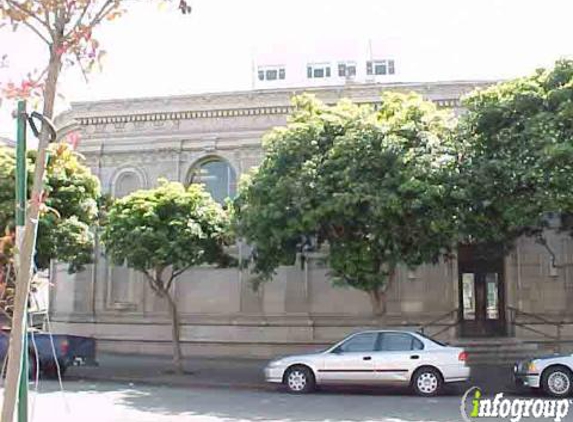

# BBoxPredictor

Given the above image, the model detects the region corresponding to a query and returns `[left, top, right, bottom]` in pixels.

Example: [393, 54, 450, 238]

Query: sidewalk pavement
[67, 353, 524, 395]
[68, 353, 269, 390]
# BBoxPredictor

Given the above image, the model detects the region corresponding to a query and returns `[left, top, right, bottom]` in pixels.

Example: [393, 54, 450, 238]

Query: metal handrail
[431, 322, 460, 338]
[507, 306, 564, 353]
[507, 306, 565, 326]
[418, 308, 459, 336]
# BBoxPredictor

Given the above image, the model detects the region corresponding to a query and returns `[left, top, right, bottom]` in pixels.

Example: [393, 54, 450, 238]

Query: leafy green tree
[102, 181, 232, 372]
[234, 93, 458, 315]
[0, 143, 100, 272]
[455, 60, 573, 261]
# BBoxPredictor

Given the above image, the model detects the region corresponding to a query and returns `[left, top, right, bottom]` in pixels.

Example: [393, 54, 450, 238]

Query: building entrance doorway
[458, 244, 507, 337]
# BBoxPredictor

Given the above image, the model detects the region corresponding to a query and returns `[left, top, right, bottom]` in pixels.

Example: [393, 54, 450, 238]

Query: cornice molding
[77, 105, 293, 126]
[57, 80, 495, 129]
[75, 98, 463, 126]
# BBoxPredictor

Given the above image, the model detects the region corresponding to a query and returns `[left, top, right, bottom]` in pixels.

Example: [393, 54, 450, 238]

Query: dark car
[0, 329, 97, 378]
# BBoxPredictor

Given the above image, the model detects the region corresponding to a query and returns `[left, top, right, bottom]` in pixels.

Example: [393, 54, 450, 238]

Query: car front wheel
[542, 367, 572, 398]
[284, 365, 315, 394]
[412, 367, 443, 397]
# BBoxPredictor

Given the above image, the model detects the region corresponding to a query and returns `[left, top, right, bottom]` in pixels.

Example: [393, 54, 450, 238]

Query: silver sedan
[265, 330, 470, 396]
[514, 354, 573, 397]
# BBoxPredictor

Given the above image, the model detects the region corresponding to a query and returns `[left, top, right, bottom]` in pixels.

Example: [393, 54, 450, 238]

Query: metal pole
[15, 100, 29, 422]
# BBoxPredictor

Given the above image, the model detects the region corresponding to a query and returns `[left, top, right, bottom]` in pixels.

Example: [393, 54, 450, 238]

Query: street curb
[68, 373, 275, 392]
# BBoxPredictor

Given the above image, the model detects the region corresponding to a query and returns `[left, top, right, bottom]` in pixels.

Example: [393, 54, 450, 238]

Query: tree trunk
[165, 292, 184, 374]
[368, 267, 396, 317]
[1, 49, 61, 422]
[369, 289, 387, 316]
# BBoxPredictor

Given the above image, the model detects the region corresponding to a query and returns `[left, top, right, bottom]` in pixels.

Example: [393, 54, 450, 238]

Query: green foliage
[456, 59, 573, 248]
[234, 93, 457, 299]
[0, 147, 17, 234]
[0, 143, 100, 272]
[102, 180, 232, 278]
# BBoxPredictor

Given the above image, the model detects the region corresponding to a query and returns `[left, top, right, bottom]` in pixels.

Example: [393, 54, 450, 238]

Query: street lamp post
[15, 100, 29, 422]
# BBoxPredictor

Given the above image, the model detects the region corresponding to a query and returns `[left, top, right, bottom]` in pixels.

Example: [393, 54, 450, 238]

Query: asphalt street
[2, 380, 571, 422]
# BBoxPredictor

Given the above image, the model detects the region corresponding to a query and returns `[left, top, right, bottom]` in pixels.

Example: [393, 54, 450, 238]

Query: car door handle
[410, 355, 420, 360]
[363, 356, 372, 361]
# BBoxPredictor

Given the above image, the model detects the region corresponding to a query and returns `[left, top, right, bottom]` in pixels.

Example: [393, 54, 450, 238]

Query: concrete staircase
[448, 337, 545, 366]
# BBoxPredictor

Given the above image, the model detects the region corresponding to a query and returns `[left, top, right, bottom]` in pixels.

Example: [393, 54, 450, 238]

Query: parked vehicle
[0, 329, 97, 378]
[514, 354, 573, 397]
[264, 330, 470, 396]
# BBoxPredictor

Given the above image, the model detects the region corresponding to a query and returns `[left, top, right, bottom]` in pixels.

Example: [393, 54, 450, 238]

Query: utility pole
[15, 100, 29, 422]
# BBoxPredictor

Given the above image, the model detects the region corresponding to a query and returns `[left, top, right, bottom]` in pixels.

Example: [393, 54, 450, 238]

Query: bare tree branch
[84, 0, 115, 31]
[3, 0, 51, 44]
[4, 0, 51, 33]
[42, 5, 55, 40]
[65, 2, 90, 38]
[74, 51, 89, 83]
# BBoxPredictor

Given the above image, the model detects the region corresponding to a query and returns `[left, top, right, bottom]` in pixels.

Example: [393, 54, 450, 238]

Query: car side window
[336, 332, 379, 353]
[412, 337, 424, 350]
[380, 333, 424, 352]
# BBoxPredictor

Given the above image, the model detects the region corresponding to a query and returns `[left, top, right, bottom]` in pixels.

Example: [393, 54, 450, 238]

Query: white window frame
[337, 61, 357, 78]
[367, 59, 396, 76]
[307, 63, 332, 79]
[257, 65, 286, 82]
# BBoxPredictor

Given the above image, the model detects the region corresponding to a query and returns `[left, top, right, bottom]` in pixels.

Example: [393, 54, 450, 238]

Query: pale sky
[1, 0, 573, 139]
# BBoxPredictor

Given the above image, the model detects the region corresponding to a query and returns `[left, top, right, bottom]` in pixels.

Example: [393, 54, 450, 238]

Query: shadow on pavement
[23, 361, 548, 422]
[68, 354, 529, 397]
[32, 380, 473, 422]
[26, 352, 548, 422]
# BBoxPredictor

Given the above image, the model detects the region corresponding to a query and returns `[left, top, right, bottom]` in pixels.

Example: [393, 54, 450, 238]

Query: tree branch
[172, 266, 192, 280]
[535, 232, 563, 269]
[165, 265, 192, 292]
[142, 269, 163, 297]
[2, 3, 51, 44]
[4, 0, 51, 33]
[74, 51, 89, 83]
[64, 2, 90, 38]
[381, 265, 396, 293]
[42, 6, 55, 41]
[84, 0, 116, 32]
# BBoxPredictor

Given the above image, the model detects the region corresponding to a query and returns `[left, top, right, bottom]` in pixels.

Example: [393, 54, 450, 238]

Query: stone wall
[50, 254, 459, 357]
[48, 81, 573, 356]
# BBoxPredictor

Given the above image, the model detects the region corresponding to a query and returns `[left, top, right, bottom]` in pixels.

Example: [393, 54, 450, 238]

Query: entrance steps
[448, 337, 543, 365]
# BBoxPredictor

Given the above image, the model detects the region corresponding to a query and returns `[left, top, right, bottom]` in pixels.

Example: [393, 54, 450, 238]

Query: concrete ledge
[96, 339, 328, 358]
[48, 317, 451, 358]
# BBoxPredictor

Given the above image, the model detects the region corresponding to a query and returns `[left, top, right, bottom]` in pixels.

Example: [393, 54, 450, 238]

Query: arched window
[108, 168, 146, 308]
[189, 158, 237, 204]
[113, 171, 142, 198]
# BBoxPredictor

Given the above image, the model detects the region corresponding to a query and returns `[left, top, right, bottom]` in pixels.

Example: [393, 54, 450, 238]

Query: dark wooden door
[458, 245, 506, 337]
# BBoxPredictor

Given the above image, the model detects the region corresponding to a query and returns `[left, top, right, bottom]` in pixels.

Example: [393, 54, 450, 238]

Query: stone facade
[0, 137, 15, 149]
[49, 81, 573, 357]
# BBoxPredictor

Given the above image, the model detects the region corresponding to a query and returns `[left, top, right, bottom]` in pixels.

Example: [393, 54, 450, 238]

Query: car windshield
[416, 332, 447, 347]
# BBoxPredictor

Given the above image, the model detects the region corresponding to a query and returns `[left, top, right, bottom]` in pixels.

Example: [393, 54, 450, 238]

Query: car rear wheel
[28, 354, 38, 381]
[43, 361, 67, 379]
[284, 365, 315, 394]
[412, 367, 442, 397]
[542, 367, 572, 397]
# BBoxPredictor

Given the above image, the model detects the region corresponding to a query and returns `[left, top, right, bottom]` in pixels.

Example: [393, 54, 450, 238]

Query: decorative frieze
[76, 100, 460, 128]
